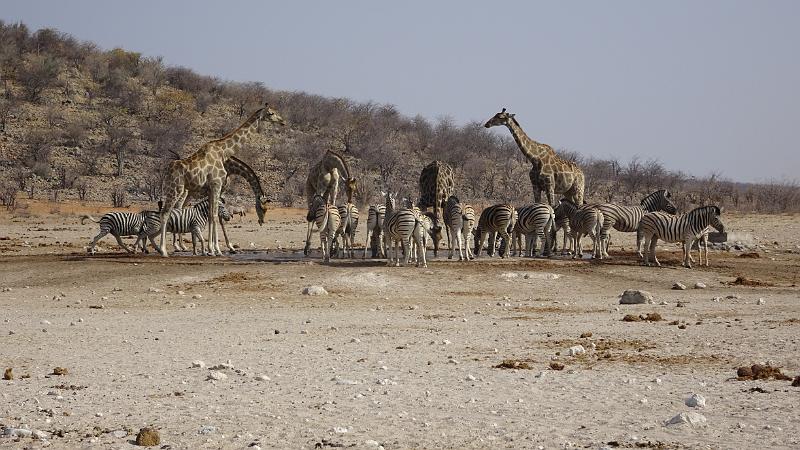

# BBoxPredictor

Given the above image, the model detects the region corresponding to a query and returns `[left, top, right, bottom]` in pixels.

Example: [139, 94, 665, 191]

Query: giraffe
[304, 150, 357, 254]
[417, 160, 455, 257]
[485, 108, 584, 207]
[158, 102, 285, 256]
[172, 156, 269, 253]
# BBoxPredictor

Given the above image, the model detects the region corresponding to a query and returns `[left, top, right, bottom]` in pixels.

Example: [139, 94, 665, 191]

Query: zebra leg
[702, 235, 709, 266]
[455, 228, 464, 261]
[363, 229, 371, 259]
[113, 233, 134, 254]
[88, 230, 108, 255]
[304, 220, 314, 256]
[682, 238, 693, 269]
[636, 228, 645, 259]
[415, 228, 428, 268]
[648, 237, 660, 266]
[499, 230, 511, 258]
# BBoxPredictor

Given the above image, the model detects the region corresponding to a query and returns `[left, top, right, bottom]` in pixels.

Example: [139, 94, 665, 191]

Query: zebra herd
[82, 188, 725, 269]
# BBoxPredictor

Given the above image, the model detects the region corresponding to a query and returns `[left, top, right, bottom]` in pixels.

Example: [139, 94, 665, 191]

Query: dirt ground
[1, 200, 799, 449]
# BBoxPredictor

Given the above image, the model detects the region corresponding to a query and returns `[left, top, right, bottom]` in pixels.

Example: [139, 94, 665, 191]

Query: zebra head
[641, 190, 677, 214]
[484, 108, 514, 128]
[446, 195, 460, 208]
[709, 206, 725, 233]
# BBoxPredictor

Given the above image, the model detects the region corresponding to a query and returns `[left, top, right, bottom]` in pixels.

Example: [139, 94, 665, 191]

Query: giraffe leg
[218, 216, 236, 253]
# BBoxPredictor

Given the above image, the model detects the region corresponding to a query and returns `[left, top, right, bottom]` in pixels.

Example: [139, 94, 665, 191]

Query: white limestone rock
[666, 411, 707, 426]
[302, 286, 328, 296]
[685, 393, 706, 408]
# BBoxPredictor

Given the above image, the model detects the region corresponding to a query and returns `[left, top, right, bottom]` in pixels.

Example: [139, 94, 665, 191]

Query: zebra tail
[81, 215, 100, 224]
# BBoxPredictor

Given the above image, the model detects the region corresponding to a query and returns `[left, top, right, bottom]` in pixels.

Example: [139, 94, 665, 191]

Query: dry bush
[63, 116, 90, 147]
[18, 53, 61, 102]
[75, 178, 88, 200]
[110, 185, 128, 207]
[0, 183, 17, 210]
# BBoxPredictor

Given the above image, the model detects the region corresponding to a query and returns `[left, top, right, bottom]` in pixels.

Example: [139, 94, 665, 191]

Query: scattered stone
[465, 374, 477, 381]
[665, 411, 707, 427]
[792, 376, 800, 387]
[622, 314, 641, 322]
[757, 298, 766, 305]
[52, 367, 68, 376]
[712, 297, 722, 302]
[579, 332, 593, 338]
[685, 393, 706, 408]
[192, 294, 202, 300]
[111, 430, 128, 438]
[135, 427, 160, 446]
[3, 367, 12, 380]
[177, 290, 185, 295]
[332, 376, 359, 385]
[619, 290, 654, 304]
[148, 287, 163, 293]
[672, 282, 687, 290]
[207, 371, 227, 381]
[302, 286, 328, 296]
[40, 319, 51, 325]
[549, 362, 565, 371]
[191, 360, 206, 369]
[255, 375, 271, 382]
[693, 282, 706, 289]
[494, 360, 532, 370]
[199, 425, 216, 434]
[333, 427, 349, 434]
[32, 429, 49, 440]
[566, 345, 585, 356]
[3, 427, 33, 438]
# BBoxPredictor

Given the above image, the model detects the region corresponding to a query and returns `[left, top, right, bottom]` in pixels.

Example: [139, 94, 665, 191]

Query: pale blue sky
[4, 1, 798, 182]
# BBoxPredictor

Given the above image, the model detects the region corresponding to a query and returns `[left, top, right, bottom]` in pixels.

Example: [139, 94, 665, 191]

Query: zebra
[444, 195, 472, 261]
[382, 191, 426, 267]
[638, 205, 725, 268]
[363, 203, 386, 258]
[409, 211, 435, 264]
[473, 204, 515, 258]
[510, 203, 555, 257]
[82, 209, 156, 254]
[333, 203, 359, 258]
[689, 225, 713, 267]
[304, 194, 341, 263]
[569, 206, 604, 260]
[582, 190, 677, 258]
[461, 203, 476, 261]
[550, 199, 574, 255]
[137, 198, 233, 255]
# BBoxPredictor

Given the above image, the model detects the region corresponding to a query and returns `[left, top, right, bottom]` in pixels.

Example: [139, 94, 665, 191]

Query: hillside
[1, 22, 798, 214]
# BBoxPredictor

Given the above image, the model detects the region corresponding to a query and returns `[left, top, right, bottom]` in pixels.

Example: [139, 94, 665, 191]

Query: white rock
[191, 360, 206, 369]
[110, 430, 127, 438]
[207, 371, 227, 381]
[199, 425, 216, 434]
[350, 338, 361, 343]
[693, 282, 707, 289]
[666, 411, 707, 426]
[40, 319, 51, 325]
[364, 440, 381, 448]
[465, 374, 477, 381]
[686, 393, 706, 408]
[177, 290, 185, 295]
[32, 429, 49, 440]
[672, 282, 687, 290]
[619, 290, 654, 304]
[148, 287, 163, 293]
[192, 294, 202, 299]
[302, 286, 328, 296]
[255, 375, 271, 381]
[567, 345, 586, 356]
[757, 298, 766, 305]
[3, 427, 33, 438]
[332, 376, 359, 385]
[713, 297, 722, 302]
[333, 426, 349, 434]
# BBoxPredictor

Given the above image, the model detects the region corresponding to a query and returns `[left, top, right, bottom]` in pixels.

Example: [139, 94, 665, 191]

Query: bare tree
[99, 107, 135, 177]
[0, 95, 18, 133]
[140, 56, 166, 96]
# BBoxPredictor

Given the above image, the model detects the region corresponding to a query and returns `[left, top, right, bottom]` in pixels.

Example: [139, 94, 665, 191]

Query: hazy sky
[4, 1, 798, 182]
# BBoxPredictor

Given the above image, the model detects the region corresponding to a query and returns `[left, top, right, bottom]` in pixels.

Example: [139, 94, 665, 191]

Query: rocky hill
[1, 22, 798, 214]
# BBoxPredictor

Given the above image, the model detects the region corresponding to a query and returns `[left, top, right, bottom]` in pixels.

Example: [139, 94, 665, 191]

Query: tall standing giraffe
[417, 160, 455, 256]
[158, 103, 285, 256]
[485, 108, 584, 207]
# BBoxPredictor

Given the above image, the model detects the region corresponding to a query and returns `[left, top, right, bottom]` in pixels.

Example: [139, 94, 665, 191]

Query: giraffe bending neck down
[306, 150, 357, 207]
[158, 102, 285, 256]
[485, 108, 585, 207]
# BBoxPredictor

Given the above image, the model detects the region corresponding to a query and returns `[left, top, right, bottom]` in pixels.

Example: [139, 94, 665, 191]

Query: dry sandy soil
[1, 200, 799, 449]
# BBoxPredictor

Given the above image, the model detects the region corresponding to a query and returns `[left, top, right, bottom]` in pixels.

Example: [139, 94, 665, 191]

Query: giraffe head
[256, 103, 286, 130]
[345, 177, 358, 203]
[484, 108, 514, 128]
[257, 195, 270, 225]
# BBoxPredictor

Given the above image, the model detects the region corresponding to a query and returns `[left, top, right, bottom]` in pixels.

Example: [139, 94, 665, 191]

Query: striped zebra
[363, 203, 386, 258]
[689, 226, 713, 267]
[638, 205, 725, 268]
[444, 195, 473, 261]
[137, 198, 232, 255]
[333, 203, 359, 258]
[304, 194, 341, 263]
[569, 206, 604, 259]
[382, 191, 426, 267]
[473, 204, 515, 258]
[511, 203, 555, 257]
[82, 209, 156, 254]
[550, 200, 574, 255]
[461, 204, 476, 261]
[409, 211, 435, 264]
[583, 190, 677, 258]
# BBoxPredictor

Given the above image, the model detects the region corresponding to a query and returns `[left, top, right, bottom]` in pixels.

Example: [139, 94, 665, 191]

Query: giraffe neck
[506, 117, 553, 164]
[212, 108, 263, 159]
[225, 157, 264, 199]
[325, 151, 351, 179]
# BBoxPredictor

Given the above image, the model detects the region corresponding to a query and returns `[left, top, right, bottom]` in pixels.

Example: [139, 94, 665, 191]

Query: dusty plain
[1, 200, 799, 449]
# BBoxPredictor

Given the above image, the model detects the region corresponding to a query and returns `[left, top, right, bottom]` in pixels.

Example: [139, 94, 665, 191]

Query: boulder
[619, 290, 654, 304]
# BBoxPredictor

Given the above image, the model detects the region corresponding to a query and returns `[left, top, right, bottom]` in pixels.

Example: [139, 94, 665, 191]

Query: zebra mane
[689, 205, 720, 216]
